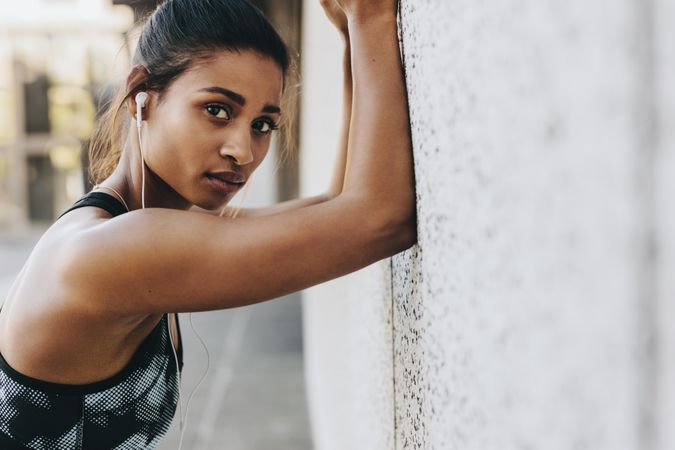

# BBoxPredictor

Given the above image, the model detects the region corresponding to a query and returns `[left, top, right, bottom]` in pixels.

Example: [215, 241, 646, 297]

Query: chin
[194, 196, 233, 212]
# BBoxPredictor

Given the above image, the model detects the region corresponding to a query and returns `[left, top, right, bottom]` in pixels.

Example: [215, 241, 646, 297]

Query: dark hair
[89, 0, 294, 184]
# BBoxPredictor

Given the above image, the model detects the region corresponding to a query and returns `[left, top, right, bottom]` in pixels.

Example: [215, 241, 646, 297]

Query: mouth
[205, 173, 245, 194]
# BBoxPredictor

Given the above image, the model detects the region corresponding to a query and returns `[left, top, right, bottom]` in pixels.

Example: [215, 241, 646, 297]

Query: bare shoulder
[0, 208, 161, 383]
[4, 206, 129, 316]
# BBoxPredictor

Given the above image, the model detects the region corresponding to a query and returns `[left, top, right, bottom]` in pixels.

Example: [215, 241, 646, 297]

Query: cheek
[139, 134, 184, 187]
[149, 109, 204, 167]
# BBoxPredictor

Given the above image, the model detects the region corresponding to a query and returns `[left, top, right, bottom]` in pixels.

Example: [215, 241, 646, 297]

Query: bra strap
[57, 192, 128, 220]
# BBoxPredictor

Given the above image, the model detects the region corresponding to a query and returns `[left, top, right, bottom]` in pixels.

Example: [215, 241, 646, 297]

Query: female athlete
[0, 0, 416, 448]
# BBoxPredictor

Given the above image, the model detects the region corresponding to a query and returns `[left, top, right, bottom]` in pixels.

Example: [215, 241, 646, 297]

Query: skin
[0, 0, 415, 386]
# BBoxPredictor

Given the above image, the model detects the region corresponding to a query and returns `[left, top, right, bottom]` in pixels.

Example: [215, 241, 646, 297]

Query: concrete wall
[300, 0, 672, 449]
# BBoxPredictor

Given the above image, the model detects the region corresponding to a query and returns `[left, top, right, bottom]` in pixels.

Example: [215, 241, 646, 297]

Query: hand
[319, 0, 348, 35]
[333, 0, 398, 22]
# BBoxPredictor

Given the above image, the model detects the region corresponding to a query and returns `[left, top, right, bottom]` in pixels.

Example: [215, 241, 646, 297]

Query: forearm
[341, 13, 415, 222]
[327, 34, 353, 198]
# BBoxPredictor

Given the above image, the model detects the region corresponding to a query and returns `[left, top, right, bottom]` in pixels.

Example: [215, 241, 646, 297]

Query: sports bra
[0, 191, 184, 449]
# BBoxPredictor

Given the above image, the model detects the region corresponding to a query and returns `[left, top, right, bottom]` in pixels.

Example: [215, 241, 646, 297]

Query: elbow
[390, 211, 418, 254]
[371, 205, 418, 256]
[337, 191, 418, 256]
[401, 213, 419, 250]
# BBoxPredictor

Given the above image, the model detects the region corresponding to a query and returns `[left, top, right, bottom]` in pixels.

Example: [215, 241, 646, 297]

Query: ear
[124, 65, 153, 122]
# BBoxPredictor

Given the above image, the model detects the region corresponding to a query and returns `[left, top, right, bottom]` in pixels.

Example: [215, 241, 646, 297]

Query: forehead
[169, 49, 283, 105]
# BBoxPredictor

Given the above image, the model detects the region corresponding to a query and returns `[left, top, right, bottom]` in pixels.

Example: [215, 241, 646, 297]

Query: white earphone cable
[136, 116, 146, 210]
[177, 313, 211, 450]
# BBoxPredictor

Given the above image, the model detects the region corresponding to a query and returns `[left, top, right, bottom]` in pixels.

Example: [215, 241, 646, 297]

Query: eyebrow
[197, 86, 281, 114]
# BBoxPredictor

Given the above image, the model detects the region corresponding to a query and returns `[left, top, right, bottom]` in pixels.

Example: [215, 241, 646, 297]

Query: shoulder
[40, 206, 114, 282]
[0, 210, 146, 354]
[10, 206, 127, 317]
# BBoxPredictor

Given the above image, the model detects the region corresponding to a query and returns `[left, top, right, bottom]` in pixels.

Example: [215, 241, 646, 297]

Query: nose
[218, 126, 253, 166]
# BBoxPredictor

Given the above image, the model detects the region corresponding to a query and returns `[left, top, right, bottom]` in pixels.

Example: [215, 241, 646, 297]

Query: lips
[205, 170, 246, 196]
[206, 171, 246, 184]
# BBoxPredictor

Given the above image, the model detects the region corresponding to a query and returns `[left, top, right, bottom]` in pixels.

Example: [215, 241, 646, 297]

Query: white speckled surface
[394, 0, 648, 449]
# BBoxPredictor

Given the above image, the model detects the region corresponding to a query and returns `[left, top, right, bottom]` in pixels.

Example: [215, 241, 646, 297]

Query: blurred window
[27, 154, 55, 222]
[24, 73, 51, 134]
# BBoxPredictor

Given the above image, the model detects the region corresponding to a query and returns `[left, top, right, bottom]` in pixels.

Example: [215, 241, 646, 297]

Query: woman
[0, 0, 415, 448]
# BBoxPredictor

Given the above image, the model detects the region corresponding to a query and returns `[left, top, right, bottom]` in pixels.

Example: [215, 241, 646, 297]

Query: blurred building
[0, 0, 134, 230]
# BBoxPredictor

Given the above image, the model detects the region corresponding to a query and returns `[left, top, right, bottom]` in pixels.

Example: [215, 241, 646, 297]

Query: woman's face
[142, 49, 284, 210]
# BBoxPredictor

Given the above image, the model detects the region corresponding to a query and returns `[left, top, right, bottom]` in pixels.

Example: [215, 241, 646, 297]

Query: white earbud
[135, 91, 148, 105]
[135, 92, 149, 129]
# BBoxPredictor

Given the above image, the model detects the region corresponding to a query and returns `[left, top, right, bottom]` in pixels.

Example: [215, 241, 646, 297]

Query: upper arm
[64, 196, 414, 315]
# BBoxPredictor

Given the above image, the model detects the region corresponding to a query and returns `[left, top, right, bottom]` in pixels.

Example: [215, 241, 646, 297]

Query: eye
[205, 104, 231, 120]
[252, 118, 280, 135]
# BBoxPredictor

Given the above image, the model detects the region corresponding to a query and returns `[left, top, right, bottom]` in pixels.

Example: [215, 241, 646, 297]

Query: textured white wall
[300, 0, 671, 449]
[395, 0, 648, 448]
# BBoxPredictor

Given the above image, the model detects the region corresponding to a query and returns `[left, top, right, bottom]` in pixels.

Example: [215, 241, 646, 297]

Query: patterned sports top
[0, 191, 184, 449]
